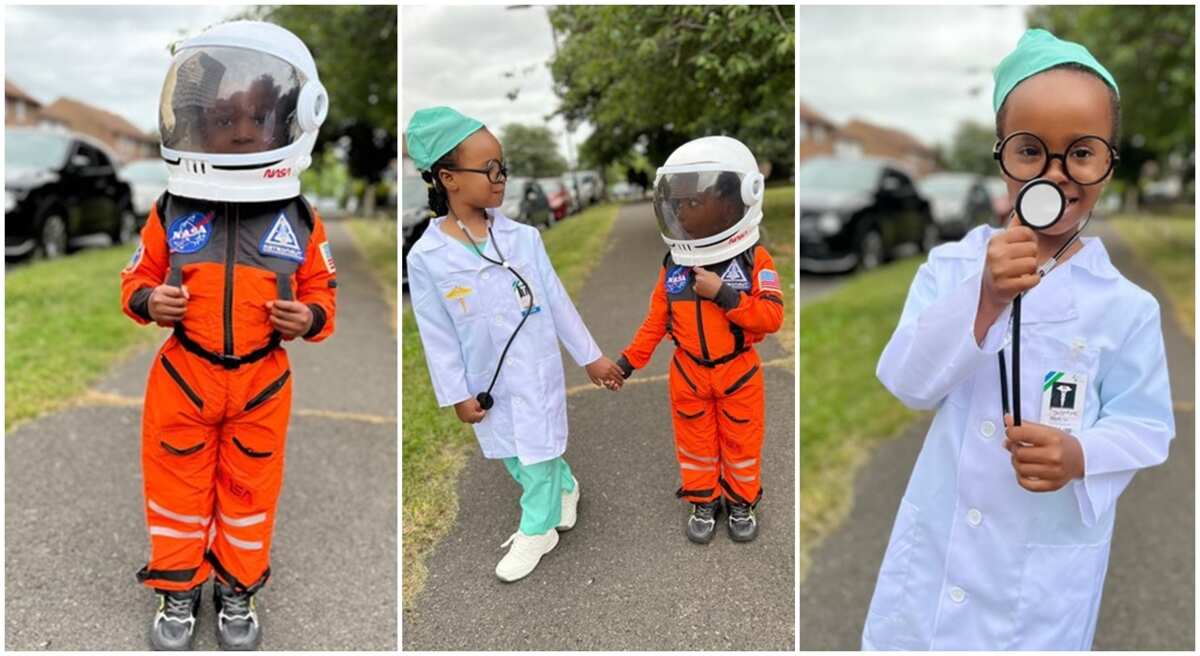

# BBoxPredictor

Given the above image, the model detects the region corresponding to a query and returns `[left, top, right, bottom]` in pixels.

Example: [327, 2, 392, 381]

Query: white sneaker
[557, 477, 580, 531]
[495, 529, 559, 582]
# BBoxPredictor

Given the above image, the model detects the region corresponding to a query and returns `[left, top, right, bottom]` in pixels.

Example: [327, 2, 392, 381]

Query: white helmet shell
[159, 21, 328, 202]
[653, 136, 765, 266]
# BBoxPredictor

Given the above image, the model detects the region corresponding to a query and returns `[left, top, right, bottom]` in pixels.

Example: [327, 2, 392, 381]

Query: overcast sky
[5, 5, 249, 133]
[401, 4, 592, 170]
[799, 5, 1028, 150]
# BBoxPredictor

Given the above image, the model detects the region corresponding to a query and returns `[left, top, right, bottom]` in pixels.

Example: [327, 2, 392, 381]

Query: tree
[500, 124, 569, 178]
[942, 121, 999, 176]
[246, 5, 398, 215]
[1026, 6, 1194, 190]
[547, 5, 794, 178]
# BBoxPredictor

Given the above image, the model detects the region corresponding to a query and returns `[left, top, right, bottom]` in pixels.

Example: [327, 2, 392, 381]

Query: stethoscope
[999, 178, 1092, 426]
[454, 208, 534, 411]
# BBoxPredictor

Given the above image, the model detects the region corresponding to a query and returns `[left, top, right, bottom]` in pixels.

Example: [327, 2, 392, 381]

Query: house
[799, 101, 862, 160]
[36, 97, 157, 164]
[838, 118, 939, 178]
[6, 81, 42, 127]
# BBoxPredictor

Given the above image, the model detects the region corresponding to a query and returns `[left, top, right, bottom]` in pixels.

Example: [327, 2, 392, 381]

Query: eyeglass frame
[444, 159, 509, 184]
[992, 131, 1119, 186]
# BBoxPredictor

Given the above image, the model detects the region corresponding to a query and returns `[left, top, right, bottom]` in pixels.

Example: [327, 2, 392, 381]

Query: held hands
[585, 355, 625, 391]
[692, 267, 722, 299]
[1003, 415, 1085, 493]
[265, 300, 314, 339]
[149, 284, 189, 326]
[454, 397, 487, 424]
[983, 215, 1040, 309]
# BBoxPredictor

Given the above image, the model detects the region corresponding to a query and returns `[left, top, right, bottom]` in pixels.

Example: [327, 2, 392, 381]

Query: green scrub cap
[993, 29, 1119, 114]
[405, 106, 485, 172]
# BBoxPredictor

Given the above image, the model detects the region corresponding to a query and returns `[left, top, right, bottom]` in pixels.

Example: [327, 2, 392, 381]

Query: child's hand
[454, 398, 487, 423]
[149, 284, 190, 326]
[266, 300, 314, 339]
[585, 356, 624, 391]
[1003, 415, 1084, 492]
[692, 267, 722, 299]
[982, 215, 1040, 308]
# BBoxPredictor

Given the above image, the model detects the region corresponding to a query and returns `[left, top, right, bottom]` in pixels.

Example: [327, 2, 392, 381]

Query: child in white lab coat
[864, 30, 1174, 650]
[405, 107, 624, 582]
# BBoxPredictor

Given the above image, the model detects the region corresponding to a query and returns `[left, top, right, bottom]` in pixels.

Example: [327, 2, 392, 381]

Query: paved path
[799, 222, 1194, 650]
[402, 202, 795, 650]
[6, 220, 398, 650]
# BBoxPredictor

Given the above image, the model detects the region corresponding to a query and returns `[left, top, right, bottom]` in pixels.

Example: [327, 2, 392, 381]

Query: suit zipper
[223, 203, 237, 356]
[696, 295, 709, 361]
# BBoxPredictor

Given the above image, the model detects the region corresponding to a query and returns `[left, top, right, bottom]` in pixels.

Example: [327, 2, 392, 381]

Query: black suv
[6, 128, 138, 259]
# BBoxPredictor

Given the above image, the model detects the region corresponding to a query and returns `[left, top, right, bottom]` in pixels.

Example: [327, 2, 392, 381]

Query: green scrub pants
[502, 456, 577, 535]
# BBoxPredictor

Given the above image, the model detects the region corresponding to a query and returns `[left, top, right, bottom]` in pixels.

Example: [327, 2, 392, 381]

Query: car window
[74, 143, 112, 171]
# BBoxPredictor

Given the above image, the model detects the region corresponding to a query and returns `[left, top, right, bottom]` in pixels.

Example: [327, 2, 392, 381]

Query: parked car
[537, 177, 572, 221]
[119, 158, 168, 218]
[798, 156, 937, 272]
[402, 174, 432, 286]
[562, 170, 603, 207]
[917, 172, 994, 240]
[6, 128, 137, 259]
[609, 181, 644, 201]
[983, 176, 1013, 225]
[500, 177, 552, 229]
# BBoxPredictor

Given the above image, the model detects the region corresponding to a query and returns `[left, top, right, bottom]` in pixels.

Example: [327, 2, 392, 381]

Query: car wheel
[113, 207, 137, 245]
[858, 228, 884, 271]
[39, 212, 68, 259]
[919, 222, 940, 253]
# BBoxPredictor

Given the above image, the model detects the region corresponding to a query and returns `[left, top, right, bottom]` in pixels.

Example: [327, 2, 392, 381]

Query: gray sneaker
[686, 499, 722, 544]
[727, 500, 759, 542]
[213, 581, 261, 650]
[149, 586, 202, 651]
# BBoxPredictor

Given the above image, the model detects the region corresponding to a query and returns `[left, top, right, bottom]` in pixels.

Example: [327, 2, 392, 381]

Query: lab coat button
[967, 509, 982, 526]
[482, 272, 491, 280]
[948, 586, 966, 603]
[495, 316, 504, 325]
[980, 420, 996, 438]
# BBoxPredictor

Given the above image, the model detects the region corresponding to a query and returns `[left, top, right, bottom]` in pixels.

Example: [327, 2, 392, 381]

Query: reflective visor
[653, 170, 747, 241]
[160, 46, 306, 156]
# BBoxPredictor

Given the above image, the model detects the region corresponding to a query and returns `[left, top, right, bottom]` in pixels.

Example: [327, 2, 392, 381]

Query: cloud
[799, 6, 1027, 148]
[401, 5, 593, 164]
[6, 5, 251, 132]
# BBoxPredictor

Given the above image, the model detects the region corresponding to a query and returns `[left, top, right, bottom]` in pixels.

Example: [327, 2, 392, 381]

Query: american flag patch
[758, 269, 780, 291]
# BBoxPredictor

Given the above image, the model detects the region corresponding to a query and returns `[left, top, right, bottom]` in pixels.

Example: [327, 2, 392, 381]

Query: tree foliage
[942, 120, 999, 176]
[548, 5, 794, 177]
[500, 124, 569, 178]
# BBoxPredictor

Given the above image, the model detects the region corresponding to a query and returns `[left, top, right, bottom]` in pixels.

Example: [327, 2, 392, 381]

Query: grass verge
[345, 217, 398, 331]
[5, 245, 163, 429]
[402, 203, 620, 608]
[763, 184, 796, 353]
[1107, 211, 1194, 339]
[798, 256, 923, 580]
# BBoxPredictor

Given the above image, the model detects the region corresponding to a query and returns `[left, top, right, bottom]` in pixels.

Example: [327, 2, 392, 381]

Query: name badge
[1040, 371, 1086, 433]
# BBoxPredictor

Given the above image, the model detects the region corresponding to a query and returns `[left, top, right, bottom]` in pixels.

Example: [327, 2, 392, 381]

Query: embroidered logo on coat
[665, 265, 690, 294]
[123, 241, 144, 273]
[758, 269, 781, 292]
[445, 286, 472, 313]
[319, 241, 336, 273]
[259, 211, 305, 262]
[721, 259, 751, 290]
[167, 212, 214, 254]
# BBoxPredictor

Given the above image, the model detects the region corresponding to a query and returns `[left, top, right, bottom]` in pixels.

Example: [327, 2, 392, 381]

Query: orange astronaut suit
[121, 192, 336, 593]
[617, 244, 783, 507]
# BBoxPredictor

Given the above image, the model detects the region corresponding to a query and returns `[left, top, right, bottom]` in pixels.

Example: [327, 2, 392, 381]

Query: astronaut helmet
[158, 21, 328, 202]
[652, 135, 765, 266]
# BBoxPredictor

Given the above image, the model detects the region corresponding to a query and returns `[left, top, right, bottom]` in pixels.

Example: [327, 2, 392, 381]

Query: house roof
[39, 97, 156, 145]
[5, 81, 41, 107]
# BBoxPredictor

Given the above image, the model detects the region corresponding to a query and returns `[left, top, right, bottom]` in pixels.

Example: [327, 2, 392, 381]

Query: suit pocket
[244, 369, 290, 413]
[160, 355, 203, 410]
[1008, 540, 1108, 649]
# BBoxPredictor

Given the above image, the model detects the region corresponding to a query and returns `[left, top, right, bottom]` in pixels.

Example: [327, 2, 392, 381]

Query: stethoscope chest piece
[1015, 178, 1066, 231]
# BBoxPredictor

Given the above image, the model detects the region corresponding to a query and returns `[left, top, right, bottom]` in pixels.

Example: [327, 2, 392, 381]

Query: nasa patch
[664, 265, 690, 294]
[167, 212, 215, 254]
[259, 211, 305, 263]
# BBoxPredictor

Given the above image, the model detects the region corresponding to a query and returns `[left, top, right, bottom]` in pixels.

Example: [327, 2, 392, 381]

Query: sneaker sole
[728, 523, 759, 542]
[686, 528, 716, 545]
[496, 531, 560, 583]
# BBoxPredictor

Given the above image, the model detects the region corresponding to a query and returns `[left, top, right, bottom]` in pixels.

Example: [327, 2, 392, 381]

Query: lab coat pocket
[1024, 333, 1100, 430]
[537, 353, 568, 446]
[1009, 540, 1108, 649]
[864, 498, 922, 648]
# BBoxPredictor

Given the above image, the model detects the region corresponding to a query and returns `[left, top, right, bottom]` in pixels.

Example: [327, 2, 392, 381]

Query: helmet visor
[653, 170, 747, 241]
[159, 46, 307, 156]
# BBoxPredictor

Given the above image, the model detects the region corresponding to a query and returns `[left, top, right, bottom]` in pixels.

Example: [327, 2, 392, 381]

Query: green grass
[1108, 211, 1194, 339]
[799, 256, 924, 580]
[762, 184, 796, 352]
[5, 246, 164, 429]
[402, 203, 619, 608]
[345, 218, 398, 330]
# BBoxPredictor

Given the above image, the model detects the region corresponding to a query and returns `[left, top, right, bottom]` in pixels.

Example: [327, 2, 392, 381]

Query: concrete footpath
[402, 202, 796, 650]
[5, 220, 398, 650]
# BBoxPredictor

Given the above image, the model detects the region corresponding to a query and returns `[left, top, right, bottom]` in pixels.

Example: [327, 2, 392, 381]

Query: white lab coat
[864, 225, 1174, 650]
[406, 211, 601, 465]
